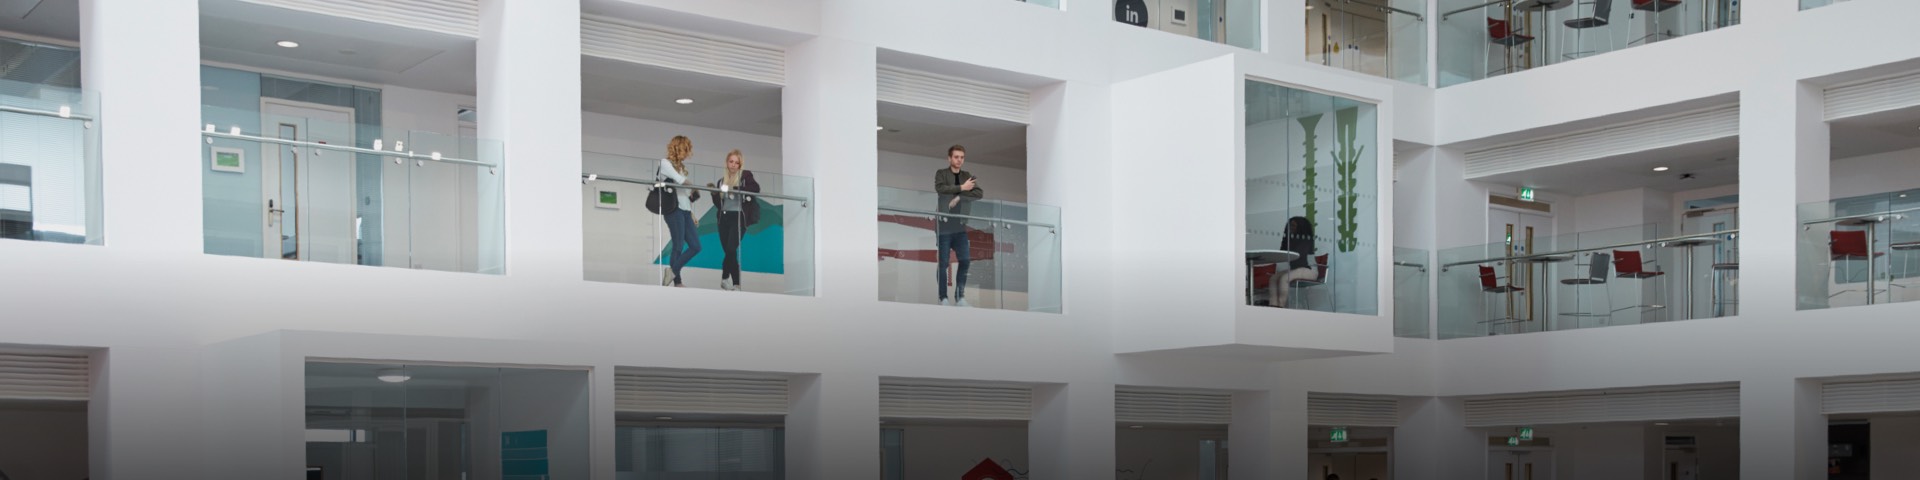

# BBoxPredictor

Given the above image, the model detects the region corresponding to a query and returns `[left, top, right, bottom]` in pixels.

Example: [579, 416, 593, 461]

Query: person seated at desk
[1270, 216, 1318, 308]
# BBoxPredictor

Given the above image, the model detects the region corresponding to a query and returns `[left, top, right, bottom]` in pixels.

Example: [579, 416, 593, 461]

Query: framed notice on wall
[597, 190, 620, 209]
[211, 147, 245, 173]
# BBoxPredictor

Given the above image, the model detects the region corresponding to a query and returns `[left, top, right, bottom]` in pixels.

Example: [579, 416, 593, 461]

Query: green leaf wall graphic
[1333, 107, 1365, 253]
[1298, 113, 1323, 228]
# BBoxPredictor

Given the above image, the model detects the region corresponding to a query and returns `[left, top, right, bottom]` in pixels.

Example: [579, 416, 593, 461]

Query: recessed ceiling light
[276, 40, 300, 48]
[675, 98, 694, 105]
[1655, 422, 1670, 426]
[876, 125, 885, 131]
[1652, 166, 1670, 172]
[1128, 425, 1145, 429]
[375, 368, 410, 383]
[1306, 5, 1315, 9]
[654, 416, 674, 421]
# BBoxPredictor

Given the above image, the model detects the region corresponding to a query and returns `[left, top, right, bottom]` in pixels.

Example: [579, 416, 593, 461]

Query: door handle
[268, 199, 285, 227]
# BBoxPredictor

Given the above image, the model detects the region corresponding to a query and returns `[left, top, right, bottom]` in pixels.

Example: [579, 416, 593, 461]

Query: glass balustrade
[1018, 0, 1060, 8]
[0, 78, 99, 245]
[1437, 0, 1739, 86]
[1307, 0, 1430, 85]
[1438, 223, 1739, 338]
[1797, 189, 1920, 310]
[877, 186, 1061, 313]
[582, 153, 815, 295]
[1114, 0, 1263, 50]
[1394, 247, 1432, 338]
[201, 106, 505, 273]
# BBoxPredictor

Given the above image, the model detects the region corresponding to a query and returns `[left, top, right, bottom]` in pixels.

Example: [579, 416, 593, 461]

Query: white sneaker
[723, 282, 740, 291]
[955, 298, 970, 308]
[939, 298, 951, 306]
[662, 269, 673, 286]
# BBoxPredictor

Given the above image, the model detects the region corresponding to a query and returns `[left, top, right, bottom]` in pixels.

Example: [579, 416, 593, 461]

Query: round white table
[1248, 249, 1302, 305]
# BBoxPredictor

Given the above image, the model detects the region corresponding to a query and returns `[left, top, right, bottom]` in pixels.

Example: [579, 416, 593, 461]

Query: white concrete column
[783, 37, 879, 299]
[1230, 387, 1308, 479]
[1271, 0, 1306, 58]
[1395, 397, 1485, 480]
[1029, 81, 1111, 316]
[591, 365, 618, 480]
[90, 346, 204, 480]
[787, 373, 880, 480]
[1740, 377, 1825, 480]
[197, 333, 301, 480]
[80, 0, 202, 252]
[478, 0, 583, 280]
[1738, 79, 1827, 314]
[1030, 382, 1115, 480]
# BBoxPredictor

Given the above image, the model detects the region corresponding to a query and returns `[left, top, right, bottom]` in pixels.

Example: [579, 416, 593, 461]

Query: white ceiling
[1831, 104, 1920, 160]
[0, 0, 78, 42]
[878, 102, 1028, 169]
[1473, 137, 1740, 196]
[198, 0, 479, 95]
[583, 55, 784, 136]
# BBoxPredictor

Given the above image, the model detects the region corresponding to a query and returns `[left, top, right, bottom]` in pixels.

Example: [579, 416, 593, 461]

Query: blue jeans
[936, 231, 970, 300]
[665, 210, 701, 284]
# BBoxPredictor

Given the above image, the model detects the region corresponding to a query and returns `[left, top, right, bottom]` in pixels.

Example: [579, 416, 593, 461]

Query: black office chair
[1560, 252, 1614, 322]
[1563, 0, 1615, 59]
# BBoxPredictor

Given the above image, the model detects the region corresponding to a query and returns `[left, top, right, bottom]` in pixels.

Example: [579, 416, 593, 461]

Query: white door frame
[259, 98, 357, 261]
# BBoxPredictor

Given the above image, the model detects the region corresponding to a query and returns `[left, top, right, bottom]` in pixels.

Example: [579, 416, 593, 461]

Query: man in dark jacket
[933, 144, 984, 307]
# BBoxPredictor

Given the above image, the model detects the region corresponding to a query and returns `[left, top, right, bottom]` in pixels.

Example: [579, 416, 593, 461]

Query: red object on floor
[963, 459, 1014, 480]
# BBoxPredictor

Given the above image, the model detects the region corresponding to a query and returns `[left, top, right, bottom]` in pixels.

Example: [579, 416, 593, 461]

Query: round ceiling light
[675, 98, 695, 105]
[276, 40, 300, 48]
[1652, 166, 1670, 172]
[375, 368, 411, 383]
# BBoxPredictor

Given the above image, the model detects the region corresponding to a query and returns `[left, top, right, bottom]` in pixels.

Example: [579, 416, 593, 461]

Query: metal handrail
[1336, 0, 1427, 20]
[583, 173, 810, 204]
[1441, 230, 1739, 271]
[1799, 206, 1920, 227]
[1441, 0, 1512, 19]
[878, 206, 1059, 231]
[1394, 261, 1428, 272]
[0, 104, 93, 122]
[203, 131, 495, 168]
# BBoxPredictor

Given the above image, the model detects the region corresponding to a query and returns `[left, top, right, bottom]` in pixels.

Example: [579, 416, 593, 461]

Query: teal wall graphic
[653, 199, 787, 274]
[502, 429, 549, 480]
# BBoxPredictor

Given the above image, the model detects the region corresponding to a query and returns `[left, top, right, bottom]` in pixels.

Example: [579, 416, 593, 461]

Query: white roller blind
[1464, 105, 1739, 178]
[582, 15, 785, 86]
[1116, 389, 1232, 425]
[614, 372, 789, 415]
[879, 382, 1032, 421]
[877, 66, 1030, 124]
[1464, 384, 1739, 427]
[239, 0, 479, 38]
[1309, 393, 1401, 427]
[0, 348, 89, 401]
[1827, 71, 1920, 121]
[1824, 377, 1920, 415]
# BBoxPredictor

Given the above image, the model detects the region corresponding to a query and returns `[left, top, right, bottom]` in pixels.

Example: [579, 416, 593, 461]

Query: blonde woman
[706, 150, 762, 291]
[657, 135, 702, 287]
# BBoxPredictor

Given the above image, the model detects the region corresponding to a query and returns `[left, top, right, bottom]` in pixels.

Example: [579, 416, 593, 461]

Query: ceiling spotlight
[276, 40, 300, 48]
[1128, 425, 1145, 429]
[654, 416, 674, 421]
[1655, 422, 1670, 426]
[1652, 166, 1670, 172]
[675, 98, 694, 105]
[376, 368, 411, 383]
[876, 125, 885, 131]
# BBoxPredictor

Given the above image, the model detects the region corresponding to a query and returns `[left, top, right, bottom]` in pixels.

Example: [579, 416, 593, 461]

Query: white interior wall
[1832, 145, 1920, 199]
[877, 150, 1028, 204]
[0, 407, 89, 480]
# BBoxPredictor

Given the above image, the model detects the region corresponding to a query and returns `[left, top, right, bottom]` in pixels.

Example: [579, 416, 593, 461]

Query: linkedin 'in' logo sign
[1114, 0, 1149, 27]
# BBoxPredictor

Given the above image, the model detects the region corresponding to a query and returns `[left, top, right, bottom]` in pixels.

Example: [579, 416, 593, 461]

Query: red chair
[1487, 17, 1536, 75]
[1252, 263, 1279, 306]
[1478, 265, 1526, 324]
[1829, 230, 1887, 303]
[1611, 250, 1665, 279]
[1288, 254, 1332, 309]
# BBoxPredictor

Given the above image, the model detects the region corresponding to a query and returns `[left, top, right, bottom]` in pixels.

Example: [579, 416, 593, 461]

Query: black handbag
[645, 185, 676, 215]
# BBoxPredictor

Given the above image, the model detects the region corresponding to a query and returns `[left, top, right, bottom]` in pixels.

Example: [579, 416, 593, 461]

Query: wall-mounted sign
[211, 147, 245, 173]
[502, 430, 549, 480]
[1518, 187, 1535, 202]
[1508, 436, 1521, 446]
[1518, 427, 1534, 441]
[596, 190, 620, 209]
[1330, 427, 1348, 443]
[1114, 0, 1149, 27]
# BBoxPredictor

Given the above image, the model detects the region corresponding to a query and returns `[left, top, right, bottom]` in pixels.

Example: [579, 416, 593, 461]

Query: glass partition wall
[1244, 79, 1381, 315]
[1394, 247, 1431, 338]
[1798, 189, 1920, 310]
[583, 155, 816, 295]
[1438, 0, 1739, 86]
[201, 103, 505, 273]
[0, 38, 101, 245]
[1437, 223, 1739, 338]
[877, 186, 1062, 312]
[1801, 0, 1853, 10]
[304, 362, 590, 480]
[1306, 0, 1430, 85]
[1114, 0, 1263, 50]
[617, 421, 785, 480]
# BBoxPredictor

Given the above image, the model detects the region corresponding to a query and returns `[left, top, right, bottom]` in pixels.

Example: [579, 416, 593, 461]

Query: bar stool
[1487, 17, 1536, 75]
[1562, 0, 1615, 59]
[1628, 0, 1682, 45]
[1478, 264, 1527, 326]
[1559, 252, 1613, 324]
[1610, 249, 1668, 317]
[1829, 230, 1887, 304]
[1289, 254, 1331, 310]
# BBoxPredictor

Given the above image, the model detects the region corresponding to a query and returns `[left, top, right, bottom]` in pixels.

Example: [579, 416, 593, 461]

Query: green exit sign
[1508, 436, 1521, 446]
[1330, 427, 1347, 443]
[1518, 427, 1534, 441]
[1518, 188, 1536, 202]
